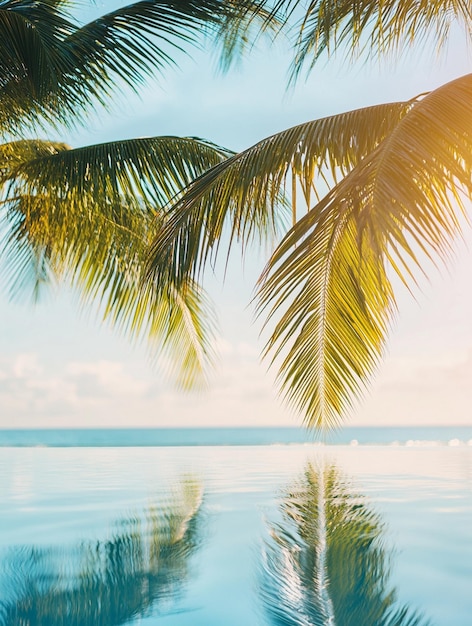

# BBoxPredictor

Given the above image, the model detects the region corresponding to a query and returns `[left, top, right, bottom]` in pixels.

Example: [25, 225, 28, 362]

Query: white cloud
[12, 353, 42, 379]
[0, 344, 296, 428]
[351, 348, 472, 426]
[66, 360, 150, 396]
[0, 354, 158, 426]
[2, 337, 472, 429]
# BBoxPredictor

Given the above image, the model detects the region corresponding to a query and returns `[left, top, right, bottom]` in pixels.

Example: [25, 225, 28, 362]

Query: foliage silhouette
[0, 0, 277, 388]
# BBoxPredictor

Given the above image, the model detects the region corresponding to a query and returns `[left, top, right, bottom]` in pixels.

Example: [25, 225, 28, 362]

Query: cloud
[0, 343, 296, 428]
[66, 361, 150, 397]
[3, 340, 472, 429]
[0, 354, 160, 427]
[351, 348, 472, 426]
[11, 353, 42, 379]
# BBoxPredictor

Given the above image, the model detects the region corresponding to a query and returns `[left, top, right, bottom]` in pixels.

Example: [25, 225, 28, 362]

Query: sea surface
[0, 427, 471, 625]
[1, 425, 472, 447]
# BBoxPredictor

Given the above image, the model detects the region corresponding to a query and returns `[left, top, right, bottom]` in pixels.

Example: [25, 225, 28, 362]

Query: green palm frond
[261, 0, 472, 81]
[0, 0, 277, 132]
[0, 0, 73, 131]
[1, 136, 230, 388]
[258, 73, 472, 428]
[0, 136, 231, 206]
[61, 0, 233, 103]
[212, 0, 284, 72]
[147, 101, 411, 291]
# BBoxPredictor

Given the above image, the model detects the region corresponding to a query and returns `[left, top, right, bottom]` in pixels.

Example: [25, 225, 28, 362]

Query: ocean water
[1, 425, 472, 447]
[0, 428, 471, 625]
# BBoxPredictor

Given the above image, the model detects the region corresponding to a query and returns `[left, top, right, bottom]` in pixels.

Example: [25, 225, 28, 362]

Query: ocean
[1, 425, 472, 447]
[0, 427, 471, 625]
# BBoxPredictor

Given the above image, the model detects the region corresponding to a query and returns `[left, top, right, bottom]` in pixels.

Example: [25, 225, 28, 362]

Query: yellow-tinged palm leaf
[0, 136, 230, 388]
[259, 201, 395, 430]
[148, 101, 411, 290]
[258, 73, 472, 428]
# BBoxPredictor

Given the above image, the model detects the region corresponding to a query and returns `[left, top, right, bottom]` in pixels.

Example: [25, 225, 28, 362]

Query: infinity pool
[0, 444, 471, 625]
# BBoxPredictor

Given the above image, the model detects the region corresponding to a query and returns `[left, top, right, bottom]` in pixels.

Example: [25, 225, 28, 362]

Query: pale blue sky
[1, 11, 471, 428]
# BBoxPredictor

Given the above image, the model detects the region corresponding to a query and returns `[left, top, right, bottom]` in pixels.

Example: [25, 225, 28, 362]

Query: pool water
[0, 444, 471, 625]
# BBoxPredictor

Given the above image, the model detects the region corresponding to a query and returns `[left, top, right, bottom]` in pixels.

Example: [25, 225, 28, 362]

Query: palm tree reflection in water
[261, 464, 432, 626]
[0, 480, 203, 626]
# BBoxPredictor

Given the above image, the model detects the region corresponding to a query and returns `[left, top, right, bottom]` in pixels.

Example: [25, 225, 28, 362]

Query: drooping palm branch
[257, 0, 472, 81]
[146, 96, 417, 424]
[259, 72, 472, 427]
[0, 136, 232, 387]
[0, 0, 285, 389]
[148, 73, 472, 427]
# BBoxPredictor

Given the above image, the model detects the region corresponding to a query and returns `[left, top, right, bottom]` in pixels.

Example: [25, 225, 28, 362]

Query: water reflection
[0, 480, 203, 625]
[261, 463, 432, 626]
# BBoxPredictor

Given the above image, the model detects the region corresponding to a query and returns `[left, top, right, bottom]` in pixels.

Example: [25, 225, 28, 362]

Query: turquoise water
[1, 426, 472, 446]
[0, 430, 471, 625]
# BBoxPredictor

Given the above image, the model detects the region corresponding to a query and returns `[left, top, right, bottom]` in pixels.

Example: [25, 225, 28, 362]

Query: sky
[1, 7, 472, 429]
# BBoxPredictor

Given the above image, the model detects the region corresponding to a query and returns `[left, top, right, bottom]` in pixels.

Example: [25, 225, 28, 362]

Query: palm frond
[258, 73, 472, 429]
[60, 0, 232, 103]
[212, 0, 285, 72]
[261, 0, 472, 81]
[0, 0, 277, 132]
[0, 140, 70, 299]
[0, 136, 230, 387]
[0, 0, 75, 132]
[147, 101, 411, 291]
[259, 204, 395, 430]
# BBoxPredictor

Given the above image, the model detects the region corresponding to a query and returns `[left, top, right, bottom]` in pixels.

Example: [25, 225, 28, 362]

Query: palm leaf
[0, 136, 230, 388]
[0, 0, 278, 132]
[260, 0, 472, 81]
[0, 0, 75, 131]
[147, 100, 411, 292]
[212, 0, 284, 72]
[258, 72, 472, 428]
[259, 205, 395, 429]
[60, 0, 235, 106]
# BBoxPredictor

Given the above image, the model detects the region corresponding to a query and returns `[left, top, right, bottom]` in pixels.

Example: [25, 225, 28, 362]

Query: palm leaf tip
[255, 179, 396, 431]
[152, 280, 219, 391]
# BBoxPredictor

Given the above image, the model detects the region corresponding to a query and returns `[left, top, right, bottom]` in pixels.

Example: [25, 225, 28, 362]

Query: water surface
[0, 440, 471, 624]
